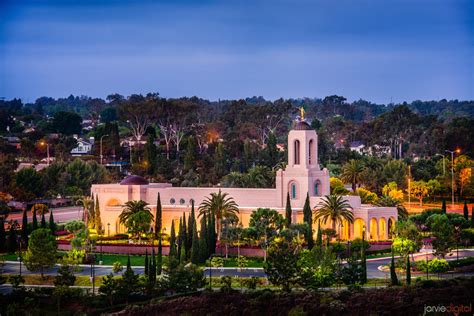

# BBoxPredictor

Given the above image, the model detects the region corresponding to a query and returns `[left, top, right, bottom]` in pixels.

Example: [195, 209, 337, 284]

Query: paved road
[2, 249, 473, 281]
[7, 206, 83, 224]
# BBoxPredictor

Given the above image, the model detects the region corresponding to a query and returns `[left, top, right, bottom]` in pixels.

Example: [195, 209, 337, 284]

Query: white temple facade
[92, 118, 397, 241]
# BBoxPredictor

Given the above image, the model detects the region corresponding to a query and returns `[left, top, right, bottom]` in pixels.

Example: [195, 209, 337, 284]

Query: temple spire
[300, 107, 305, 121]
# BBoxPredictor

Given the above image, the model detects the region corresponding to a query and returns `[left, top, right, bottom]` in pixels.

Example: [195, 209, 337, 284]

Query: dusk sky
[1, 0, 473, 104]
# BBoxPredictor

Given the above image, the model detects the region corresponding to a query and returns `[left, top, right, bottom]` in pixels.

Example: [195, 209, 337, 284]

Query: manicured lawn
[2, 274, 104, 287]
[221, 257, 264, 268]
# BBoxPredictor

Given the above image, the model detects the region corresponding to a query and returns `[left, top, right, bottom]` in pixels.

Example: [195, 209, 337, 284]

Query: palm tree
[314, 195, 354, 239]
[376, 195, 408, 220]
[120, 200, 152, 223]
[76, 196, 93, 226]
[199, 190, 239, 241]
[340, 159, 365, 192]
[119, 200, 153, 241]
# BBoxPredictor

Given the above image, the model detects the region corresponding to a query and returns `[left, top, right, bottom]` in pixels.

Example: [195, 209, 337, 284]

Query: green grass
[221, 257, 264, 268]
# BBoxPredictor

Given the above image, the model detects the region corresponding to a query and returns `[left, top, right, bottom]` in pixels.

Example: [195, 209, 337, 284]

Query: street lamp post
[40, 141, 50, 165]
[407, 165, 411, 207]
[100, 134, 109, 165]
[445, 149, 460, 209]
[435, 153, 446, 176]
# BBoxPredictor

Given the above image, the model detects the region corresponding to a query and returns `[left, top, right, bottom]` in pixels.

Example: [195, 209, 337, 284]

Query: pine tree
[21, 209, 28, 248]
[191, 219, 200, 264]
[360, 230, 367, 284]
[441, 199, 446, 214]
[266, 131, 278, 167]
[390, 248, 399, 286]
[463, 201, 469, 220]
[49, 210, 56, 235]
[0, 219, 6, 253]
[184, 135, 196, 171]
[214, 142, 227, 178]
[126, 255, 132, 272]
[169, 220, 177, 259]
[302, 193, 313, 249]
[7, 223, 18, 253]
[145, 250, 149, 277]
[285, 192, 292, 228]
[154, 193, 162, 238]
[316, 220, 322, 248]
[406, 256, 411, 285]
[95, 195, 102, 233]
[40, 212, 46, 228]
[143, 133, 157, 176]
[199, 214, 208, 263]
[32, 205, 38, 230]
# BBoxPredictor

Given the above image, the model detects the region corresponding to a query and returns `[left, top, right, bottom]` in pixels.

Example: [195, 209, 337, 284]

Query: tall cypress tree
[155, 193, 162, 238]
[169, 220, 177, 259]
[463, 201, 469, 220]
[441, 199, 447, 214]
[145, 249, 149, 277]
[285, 192, 292, 228]
[40, 212, 46, 228]
[209, 214, 216, 255]
[471, 206, 474, 228]
[360, 231, 367, 284]
[191, 218, 200, 264]
[32, 205, 38, 230]
[49, 210, 56, 235]
[316, 220, 322, 248]
[151, 247, 157, 282]
[390, 247, 399, 286]
[0, 219, 6, 252]
[21, 208, 28, 247]
[302, 193, 313, 249]
[177, 217, 183, 262]
[157, 237, 162, 275]
[187, 201, 195, 257]
[406, 256, 411, 285]
[182, 214, 188, 259]
[7, 223, 18, 253]
[199, 213, 208, 263]
[95, 195, 102, 233]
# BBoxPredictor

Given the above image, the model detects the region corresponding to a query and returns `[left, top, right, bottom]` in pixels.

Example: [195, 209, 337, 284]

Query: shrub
[242, 277, 259, 289]
[428, 258, 450, 274]
[112, 261, 123, 273]
[220, 276, 233, 292]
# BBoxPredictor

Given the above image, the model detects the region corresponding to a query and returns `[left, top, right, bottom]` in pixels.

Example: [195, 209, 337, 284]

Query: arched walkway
[339, 219, 350, 240]
[353, 218, 365, 239]
[378, 217, 387, 240]
[369, 218, 378, 241]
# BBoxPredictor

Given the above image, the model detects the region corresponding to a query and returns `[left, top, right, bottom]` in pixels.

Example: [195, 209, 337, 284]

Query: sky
[0, 0, 473, 104]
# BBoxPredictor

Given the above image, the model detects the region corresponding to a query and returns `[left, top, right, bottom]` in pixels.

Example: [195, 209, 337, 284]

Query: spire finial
[299, 107, 305, 121]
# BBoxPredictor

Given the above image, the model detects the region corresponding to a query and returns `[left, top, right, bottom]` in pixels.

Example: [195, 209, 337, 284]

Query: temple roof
[119, 175, 149, 185]
[292, 120, 311, 130]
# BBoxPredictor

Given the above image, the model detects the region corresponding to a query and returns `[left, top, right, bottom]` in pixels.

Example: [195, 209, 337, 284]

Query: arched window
[308, 139, 313, 165]
[294, 140, 300, 165]
[290, 182, 297, 199]
[314, 180, 321, 196]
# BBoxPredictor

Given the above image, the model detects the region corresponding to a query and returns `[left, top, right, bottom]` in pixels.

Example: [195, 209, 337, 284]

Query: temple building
[92, 116, 397, 241]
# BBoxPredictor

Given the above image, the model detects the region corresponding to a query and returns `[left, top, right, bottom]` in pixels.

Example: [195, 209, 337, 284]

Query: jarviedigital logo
[423, 303, 472, 316]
